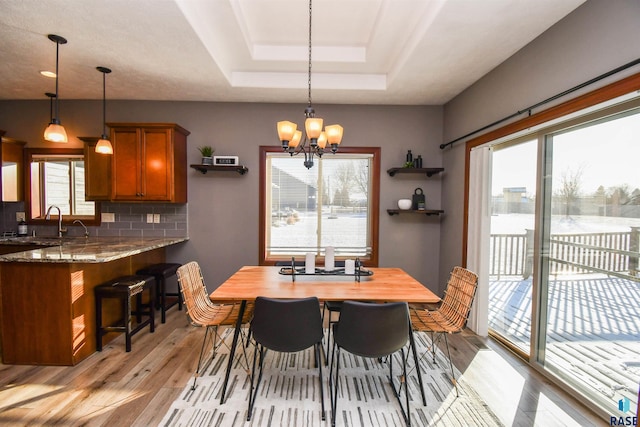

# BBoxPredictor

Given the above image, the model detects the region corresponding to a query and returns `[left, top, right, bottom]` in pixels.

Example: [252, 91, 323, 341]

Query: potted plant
[198, 146, 214, 165]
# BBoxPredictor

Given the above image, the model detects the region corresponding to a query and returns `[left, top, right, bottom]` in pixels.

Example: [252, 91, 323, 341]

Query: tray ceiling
[0, 0, 585, 105]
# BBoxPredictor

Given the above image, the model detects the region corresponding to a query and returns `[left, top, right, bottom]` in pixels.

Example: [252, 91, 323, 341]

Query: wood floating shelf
[190, 164, 249, 175]
[387, 209, 444, 216]
[386, 167, 444, 177]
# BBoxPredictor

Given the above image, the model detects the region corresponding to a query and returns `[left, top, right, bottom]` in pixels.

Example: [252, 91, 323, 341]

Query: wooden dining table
[209, 265, 440, 404]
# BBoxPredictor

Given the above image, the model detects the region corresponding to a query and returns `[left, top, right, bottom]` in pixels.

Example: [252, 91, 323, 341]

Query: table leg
[220, 299, 247, 404]
[409, 327, 427, 406]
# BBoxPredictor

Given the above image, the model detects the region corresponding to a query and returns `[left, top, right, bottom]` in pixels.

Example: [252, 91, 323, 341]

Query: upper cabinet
[0, 131, 26, 202]
[107, 123, 189, 203]
[80, 136, 112, 201]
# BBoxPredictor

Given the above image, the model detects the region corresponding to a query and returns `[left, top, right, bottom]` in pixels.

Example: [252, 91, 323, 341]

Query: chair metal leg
[429, 331, 437, 362]
[191, 325, 219, 391]
[220, 300, 247, 404]
[247, 344, 265, 421]
[316, 343, 326, 420]
[443, 333, 459, 396]
[330, 346, 341, 427]
[323, 306, 331, 366]
[388, 348, 411, 426]
[409, 328, 427, 406]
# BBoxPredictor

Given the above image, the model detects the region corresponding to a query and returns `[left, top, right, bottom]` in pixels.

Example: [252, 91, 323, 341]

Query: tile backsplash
[0, 202, 187, 238]
[0, 202, 23, 236]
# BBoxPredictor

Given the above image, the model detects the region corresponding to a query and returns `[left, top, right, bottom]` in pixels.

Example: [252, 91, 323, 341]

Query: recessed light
[40, 70, 56, 78]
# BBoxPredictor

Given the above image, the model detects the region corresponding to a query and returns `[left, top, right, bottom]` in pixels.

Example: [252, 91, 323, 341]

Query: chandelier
[276, 0, 343, 169]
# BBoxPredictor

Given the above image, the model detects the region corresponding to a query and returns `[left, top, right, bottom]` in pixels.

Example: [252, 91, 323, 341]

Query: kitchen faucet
[73, 219, 89, 237]
[45, 205, 67, 238]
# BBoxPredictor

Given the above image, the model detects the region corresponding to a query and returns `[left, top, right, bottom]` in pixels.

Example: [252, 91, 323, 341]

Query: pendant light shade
[95, 66, 113, 154]
[95, 139, 112, 154]
[44, 123, 68, 143]
[44, 34, 68, 143]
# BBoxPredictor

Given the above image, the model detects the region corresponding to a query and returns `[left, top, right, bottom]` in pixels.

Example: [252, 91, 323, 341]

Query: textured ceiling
[0, 0, 585, 105]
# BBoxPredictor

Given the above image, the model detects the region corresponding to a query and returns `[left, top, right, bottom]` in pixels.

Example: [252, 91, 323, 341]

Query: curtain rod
[440, 57, 640, 150]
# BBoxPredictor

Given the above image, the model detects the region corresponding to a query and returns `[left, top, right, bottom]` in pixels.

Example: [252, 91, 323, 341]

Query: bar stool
[95, 275, 155, 352]
[136, 263, 182, 323]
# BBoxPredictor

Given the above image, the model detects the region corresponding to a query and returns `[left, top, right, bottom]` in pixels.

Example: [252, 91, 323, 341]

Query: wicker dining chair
[410, 266, 478, 396]
[176, 261, 254, 391]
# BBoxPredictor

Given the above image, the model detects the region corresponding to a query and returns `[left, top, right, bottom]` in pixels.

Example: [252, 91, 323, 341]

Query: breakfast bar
[0, 236, 187, 365]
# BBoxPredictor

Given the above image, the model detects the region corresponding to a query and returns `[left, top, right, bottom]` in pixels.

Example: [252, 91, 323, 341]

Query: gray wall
[439, 0, 640, 290]
[0, 100, 443, 291]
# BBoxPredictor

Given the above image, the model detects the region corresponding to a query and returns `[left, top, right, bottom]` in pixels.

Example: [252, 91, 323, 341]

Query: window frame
[24, 148, 101, 226]
[259, 145, 380, 266]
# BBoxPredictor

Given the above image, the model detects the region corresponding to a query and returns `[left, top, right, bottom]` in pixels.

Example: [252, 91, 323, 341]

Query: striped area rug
[160, 330, 503, 426]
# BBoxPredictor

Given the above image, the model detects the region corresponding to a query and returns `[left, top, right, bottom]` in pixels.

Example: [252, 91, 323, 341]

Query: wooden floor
[0, 307, 606, 426]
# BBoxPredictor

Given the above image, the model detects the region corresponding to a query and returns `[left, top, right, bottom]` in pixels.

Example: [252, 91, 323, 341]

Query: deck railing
[489, 232, 530, 278]
[490, 227, 639, 280]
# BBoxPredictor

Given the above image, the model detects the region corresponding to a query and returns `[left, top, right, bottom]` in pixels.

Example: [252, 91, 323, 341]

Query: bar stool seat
[136, 263, 182, 323]
[95, 274, 155, 352]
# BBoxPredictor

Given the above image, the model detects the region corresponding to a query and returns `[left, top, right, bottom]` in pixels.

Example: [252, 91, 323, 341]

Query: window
[25, 148, 100, 225]
[260, 146, 380, 266]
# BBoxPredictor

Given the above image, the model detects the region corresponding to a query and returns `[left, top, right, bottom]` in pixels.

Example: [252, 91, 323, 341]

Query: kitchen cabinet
[0, 131, 26, 202]
[0, 236, 186, 365]
[0, 248, 164, 365]
[80, 136, 112, 201]
[107, 123, 189, 202]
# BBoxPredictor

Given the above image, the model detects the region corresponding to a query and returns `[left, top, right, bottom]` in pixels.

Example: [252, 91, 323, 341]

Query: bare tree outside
[556, 165, 584, 217]
[353, 162, 369, 198]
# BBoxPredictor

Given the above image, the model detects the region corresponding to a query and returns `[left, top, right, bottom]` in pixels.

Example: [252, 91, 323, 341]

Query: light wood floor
[0, 307, 606, 426]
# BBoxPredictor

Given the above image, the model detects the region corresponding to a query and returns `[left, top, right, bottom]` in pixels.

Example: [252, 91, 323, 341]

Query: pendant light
[43, 34, 68, 143]
[276, 0, 343, 169]
[95, 66, 113, 154]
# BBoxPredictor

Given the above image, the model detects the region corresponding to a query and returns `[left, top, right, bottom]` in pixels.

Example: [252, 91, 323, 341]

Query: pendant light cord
[102, 72, 107, 136]
[54, 41, 60, 122]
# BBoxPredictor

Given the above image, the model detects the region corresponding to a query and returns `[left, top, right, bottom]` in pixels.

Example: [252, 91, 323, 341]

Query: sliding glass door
[538, 109, 640, 414]
[481, 99, 640, 417]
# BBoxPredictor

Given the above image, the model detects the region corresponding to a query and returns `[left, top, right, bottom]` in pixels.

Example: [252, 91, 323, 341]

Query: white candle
[325, 246, 335, 271]
[345, 259, 355, 274]
[305, 253, 315, 273]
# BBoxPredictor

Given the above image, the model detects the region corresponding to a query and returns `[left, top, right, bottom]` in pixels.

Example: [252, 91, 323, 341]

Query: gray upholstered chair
[329, 300, 412, 426]
[247, 296, 325, 421]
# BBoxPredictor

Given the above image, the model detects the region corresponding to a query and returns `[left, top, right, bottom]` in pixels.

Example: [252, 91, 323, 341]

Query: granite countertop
[0, 236, 189, 263]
